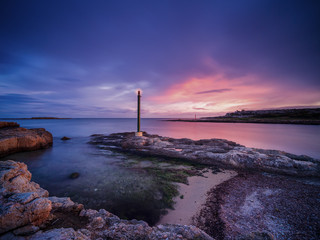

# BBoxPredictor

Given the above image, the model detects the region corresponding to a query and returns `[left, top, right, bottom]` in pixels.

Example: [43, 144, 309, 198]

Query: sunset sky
[1, 0, 320, 118]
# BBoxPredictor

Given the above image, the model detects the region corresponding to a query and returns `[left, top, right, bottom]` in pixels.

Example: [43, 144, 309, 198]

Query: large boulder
[0, 122, 53, 158]
[0, 161, 51, 234]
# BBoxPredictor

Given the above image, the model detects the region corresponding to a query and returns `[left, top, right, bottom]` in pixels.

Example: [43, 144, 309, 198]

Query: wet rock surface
[90, 132, 320, 177]
[193, 173, 320, 240]
[0, 160, 213, 239]
[0, 121, 53, 158]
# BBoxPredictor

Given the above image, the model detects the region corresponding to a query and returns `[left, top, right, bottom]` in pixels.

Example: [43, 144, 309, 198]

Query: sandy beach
[157, 169, 237, 225]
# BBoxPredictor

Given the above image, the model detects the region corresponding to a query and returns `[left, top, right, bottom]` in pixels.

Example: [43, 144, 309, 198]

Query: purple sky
[1, 0, 320, 118]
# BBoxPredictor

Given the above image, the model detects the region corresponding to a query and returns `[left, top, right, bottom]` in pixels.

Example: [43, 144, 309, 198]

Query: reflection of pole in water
[136, 90, 143, 136]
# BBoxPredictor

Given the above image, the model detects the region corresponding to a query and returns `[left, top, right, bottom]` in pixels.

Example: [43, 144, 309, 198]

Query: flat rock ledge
[0, 122, 53, 158]
[0, 160, 213, 240]
[90, 132, 320, 177]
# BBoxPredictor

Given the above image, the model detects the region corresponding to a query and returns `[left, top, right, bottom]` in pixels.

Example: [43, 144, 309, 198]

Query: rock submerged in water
[0, 121, 53, 158]
[61, 136, 71, 141]
[69, 172, 80, 179]
[90, 132, 320, 177]
[0, 160, 213, 239]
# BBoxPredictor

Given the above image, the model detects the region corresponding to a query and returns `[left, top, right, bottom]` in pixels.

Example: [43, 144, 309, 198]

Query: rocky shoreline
[88, 132, 320, 239]
[0, 160, 212, 239]
[1, 125, 320, 239]
[0, 122, 53, 158]
[193, 172, 320, 240]
[90, 132, 320, 177]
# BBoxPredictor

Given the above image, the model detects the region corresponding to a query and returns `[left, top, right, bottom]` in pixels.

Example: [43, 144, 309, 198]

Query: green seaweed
[89, 143, 222, 225]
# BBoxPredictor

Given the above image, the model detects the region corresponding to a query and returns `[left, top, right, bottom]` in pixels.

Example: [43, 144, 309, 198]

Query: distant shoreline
[168, 108, 320, 125]
[165, 118, 320, 125]
[1, 117, 72, 120]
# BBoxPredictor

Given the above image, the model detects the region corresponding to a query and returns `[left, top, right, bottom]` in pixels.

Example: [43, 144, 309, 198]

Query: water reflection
[145, 121, 320, 159]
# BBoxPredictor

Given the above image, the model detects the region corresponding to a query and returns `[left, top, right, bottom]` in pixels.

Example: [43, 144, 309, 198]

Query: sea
[1, 118, 320, 224]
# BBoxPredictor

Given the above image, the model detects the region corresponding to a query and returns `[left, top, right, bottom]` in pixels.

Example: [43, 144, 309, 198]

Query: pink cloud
[145, 73, 320, 117]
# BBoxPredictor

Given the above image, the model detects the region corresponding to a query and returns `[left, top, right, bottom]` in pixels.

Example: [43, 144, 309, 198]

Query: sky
[1, 0, 320, 118]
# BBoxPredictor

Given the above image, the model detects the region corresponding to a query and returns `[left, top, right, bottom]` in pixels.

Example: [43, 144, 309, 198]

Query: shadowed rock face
[0, 122, 20, 128]
[0, 160, 213, 239]
[90, 132, 320, 177]
[0, 122, 53, 158]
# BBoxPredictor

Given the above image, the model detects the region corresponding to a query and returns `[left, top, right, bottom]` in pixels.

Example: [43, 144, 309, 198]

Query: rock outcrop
[0, 161, 51, 234]
[0, 122, 53, 158]
[0, 160, 213, 239]
[90, 132, 320, 177]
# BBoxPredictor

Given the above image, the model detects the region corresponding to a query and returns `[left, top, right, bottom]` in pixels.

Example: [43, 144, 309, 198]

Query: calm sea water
[4, 118, 319, 157]
[1, 118, 320, 223]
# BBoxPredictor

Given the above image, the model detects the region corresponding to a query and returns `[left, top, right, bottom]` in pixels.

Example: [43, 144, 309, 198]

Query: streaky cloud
[193, 107, 208, 110]
[195, 88, 232, 95]
[0, 93, 42, 104]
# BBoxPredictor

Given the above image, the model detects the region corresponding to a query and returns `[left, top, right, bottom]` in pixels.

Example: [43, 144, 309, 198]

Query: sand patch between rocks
[157, 170, 237, 225]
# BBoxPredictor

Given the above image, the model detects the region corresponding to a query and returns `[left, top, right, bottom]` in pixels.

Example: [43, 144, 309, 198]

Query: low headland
[167, 108, 320, 125]
[1, 121, 319, 239]
[1, 117, 71, 120]
[0, 121, 53, 158]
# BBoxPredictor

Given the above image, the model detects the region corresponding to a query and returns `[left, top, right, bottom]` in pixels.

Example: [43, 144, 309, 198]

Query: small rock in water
[61, 136, 71, 140]
[69, 172, 80, 179]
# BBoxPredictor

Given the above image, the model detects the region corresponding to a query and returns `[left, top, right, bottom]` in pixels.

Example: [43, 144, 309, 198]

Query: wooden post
[135, 90, 143, 136]
[137, 90, 141, 132]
